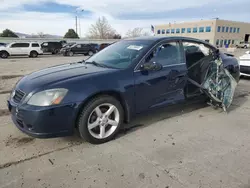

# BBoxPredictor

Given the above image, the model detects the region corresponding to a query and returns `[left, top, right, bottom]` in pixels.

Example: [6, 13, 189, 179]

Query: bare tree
[37, 32, 45, 38]
[87, 17, 118, 39]
[126, 28, 150, 38]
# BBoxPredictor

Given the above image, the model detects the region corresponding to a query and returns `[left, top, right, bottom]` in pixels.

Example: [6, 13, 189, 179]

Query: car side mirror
[140, 61, 162, 71]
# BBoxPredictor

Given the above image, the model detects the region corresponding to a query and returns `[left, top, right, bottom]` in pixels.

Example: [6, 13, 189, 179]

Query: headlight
[27, 88, 68, 106]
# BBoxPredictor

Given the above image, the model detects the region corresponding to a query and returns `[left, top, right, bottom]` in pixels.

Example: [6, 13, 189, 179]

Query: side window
[183, 41, 213, 69]
[32, 43, 40, 47]
[11, 43, 22, 48]
[21, 43, 30, 48]
[145, 41, 181, 66]
[76, 44, 81, 48]
[11, 43, 29, 48]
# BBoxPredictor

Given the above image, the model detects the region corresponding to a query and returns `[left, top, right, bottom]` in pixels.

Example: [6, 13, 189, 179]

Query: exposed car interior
[183, 42, 214, 97]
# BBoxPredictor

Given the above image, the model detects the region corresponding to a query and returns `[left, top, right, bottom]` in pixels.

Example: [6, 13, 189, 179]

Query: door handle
[177, 74, 186, 78]
[174, 74, 186, 79]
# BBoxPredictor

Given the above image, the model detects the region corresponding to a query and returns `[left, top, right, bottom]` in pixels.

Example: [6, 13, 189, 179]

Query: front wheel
[77, 96, 124, 144]
[0, 51, 9, 59]
[52, 49, 59, 54]
[68, 51, 74, 56]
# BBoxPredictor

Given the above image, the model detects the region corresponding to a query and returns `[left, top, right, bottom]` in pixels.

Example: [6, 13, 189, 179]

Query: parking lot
[1, 50, 250, 188]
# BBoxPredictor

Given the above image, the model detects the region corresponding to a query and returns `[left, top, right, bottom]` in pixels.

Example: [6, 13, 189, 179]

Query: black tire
[0, 51, 9, 59]
[52, 49, 59, 54]
[77, 95, 124, 144]
[30, 51, 38, 58]
[88, 51, 94, 56]
[68, 51, 74, 56]
[244, 45, 248, 49]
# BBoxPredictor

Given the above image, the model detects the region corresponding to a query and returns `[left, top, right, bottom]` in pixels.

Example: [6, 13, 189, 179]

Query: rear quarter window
[32, 43, 40, 47]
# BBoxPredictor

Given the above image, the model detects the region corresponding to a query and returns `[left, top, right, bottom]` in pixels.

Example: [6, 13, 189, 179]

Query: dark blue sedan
[7, 37, 240, 144]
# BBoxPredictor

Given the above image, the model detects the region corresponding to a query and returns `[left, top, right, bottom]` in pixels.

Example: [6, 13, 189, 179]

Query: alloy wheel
[87, 103, 120, 139]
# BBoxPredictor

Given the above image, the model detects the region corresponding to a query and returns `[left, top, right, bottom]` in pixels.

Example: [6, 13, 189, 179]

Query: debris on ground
[48, 159, 54, 165]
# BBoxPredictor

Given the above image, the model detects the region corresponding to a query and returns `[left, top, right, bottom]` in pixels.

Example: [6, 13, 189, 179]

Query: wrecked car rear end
[202, 57, 238, 111]
[183, 40, 239, 111]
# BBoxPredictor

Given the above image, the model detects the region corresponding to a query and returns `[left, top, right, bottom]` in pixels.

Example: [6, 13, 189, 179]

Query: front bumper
[7, 100, 78, 138]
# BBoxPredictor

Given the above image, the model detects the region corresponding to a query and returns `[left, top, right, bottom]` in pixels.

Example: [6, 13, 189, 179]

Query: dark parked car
[7, 37, 239, 144]
[89, 43, 100, 51]
[62, 43, 96, 56]
[0, 42, 6, 47]
[41, 41, 63, 54]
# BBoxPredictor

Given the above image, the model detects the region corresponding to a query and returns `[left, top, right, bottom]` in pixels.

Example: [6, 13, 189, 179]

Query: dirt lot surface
[1, 51, 250, 188]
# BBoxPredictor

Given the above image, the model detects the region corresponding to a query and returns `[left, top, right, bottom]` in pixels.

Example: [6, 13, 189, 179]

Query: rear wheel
[0, 51, 9, 59]
[88, 51, 94, 56]
[30, 51, 38, 58]
[52, 49, 59, 54]
[68, 51, 74, 56]
[77, 96, 124, 144]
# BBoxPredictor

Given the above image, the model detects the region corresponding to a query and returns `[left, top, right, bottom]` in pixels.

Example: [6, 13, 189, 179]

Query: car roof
[124, 36, 214, 47]
[7, 42, 36, 45]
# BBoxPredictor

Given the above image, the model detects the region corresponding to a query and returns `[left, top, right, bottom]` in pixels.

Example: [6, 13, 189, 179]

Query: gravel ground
[0, 80, 249, 188]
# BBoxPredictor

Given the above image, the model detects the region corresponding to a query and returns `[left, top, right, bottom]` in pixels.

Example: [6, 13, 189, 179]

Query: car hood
[16, 62, 111, 93]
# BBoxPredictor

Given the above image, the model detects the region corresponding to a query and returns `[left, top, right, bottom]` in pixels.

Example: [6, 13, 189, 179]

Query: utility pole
[79, 18, 81, 38]
[77, 9, 84, 38]
[75, 15, 78, 35]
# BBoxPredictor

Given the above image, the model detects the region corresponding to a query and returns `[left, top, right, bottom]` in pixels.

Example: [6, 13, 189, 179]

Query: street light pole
[79, 18, 81, 38]
[75, 15, 78, 35]
[75, 8, 84, 38]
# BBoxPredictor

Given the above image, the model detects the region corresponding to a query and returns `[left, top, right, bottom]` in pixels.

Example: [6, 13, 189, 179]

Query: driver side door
[9, 43, 24, 55]
[134, 40, 188, 113]
[73, 44, 82, 54]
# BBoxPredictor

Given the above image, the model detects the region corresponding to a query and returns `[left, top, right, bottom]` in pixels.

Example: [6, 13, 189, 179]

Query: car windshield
[86, 40, 151, 69]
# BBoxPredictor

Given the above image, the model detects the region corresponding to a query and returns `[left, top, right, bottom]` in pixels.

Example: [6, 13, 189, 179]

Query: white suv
[0, 42, 43, 59]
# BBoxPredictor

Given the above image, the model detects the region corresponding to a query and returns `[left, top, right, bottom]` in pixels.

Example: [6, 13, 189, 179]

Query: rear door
[20, 43, 30, 54]
[134, 40, 188, 113]
[181, 40, 215, 96]
[81, 44, 90, 54]
[32, 43, 41, 53]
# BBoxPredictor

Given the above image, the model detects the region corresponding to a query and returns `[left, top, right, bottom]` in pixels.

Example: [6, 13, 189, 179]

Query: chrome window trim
[134, 63, 186, 73]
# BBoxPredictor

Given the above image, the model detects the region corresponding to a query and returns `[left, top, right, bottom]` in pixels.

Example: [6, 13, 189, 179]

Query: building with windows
[155, 19, 250, 47]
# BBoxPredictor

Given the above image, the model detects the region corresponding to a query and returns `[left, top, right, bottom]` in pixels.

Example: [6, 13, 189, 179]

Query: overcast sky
[0, 0, 249, 37]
